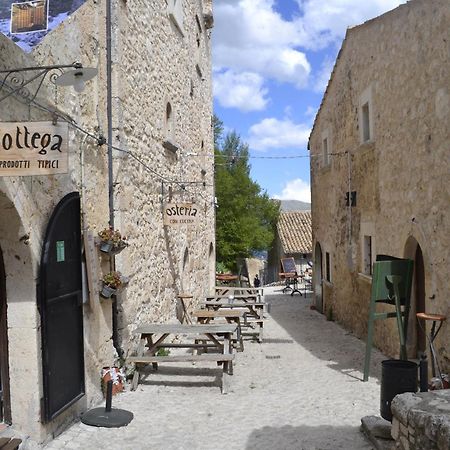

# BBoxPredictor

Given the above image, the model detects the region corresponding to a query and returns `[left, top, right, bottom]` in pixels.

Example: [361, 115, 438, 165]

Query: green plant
[216, 261, 229, 274]
[98, 227, 128, 248]
[102, 271, 123, 289]
[156, 348, 170, 356]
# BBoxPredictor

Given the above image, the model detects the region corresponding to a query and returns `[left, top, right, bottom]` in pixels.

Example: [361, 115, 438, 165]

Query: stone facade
[309, 0, 450, 372]
[391, 391, 450, 450]
[0, 0, 214, 445]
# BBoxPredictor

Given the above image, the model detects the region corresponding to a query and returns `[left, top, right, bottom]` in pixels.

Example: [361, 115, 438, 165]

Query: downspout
[106, 0, 122, 358]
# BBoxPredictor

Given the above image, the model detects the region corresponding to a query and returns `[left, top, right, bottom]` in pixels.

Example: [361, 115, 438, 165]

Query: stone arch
[313, 241, 323, 313]
[0, 189, 37, 431]
[403, 235, 427, 358]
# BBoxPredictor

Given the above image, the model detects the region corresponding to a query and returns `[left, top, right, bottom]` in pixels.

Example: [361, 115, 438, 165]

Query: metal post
[105, 380, 113, 412]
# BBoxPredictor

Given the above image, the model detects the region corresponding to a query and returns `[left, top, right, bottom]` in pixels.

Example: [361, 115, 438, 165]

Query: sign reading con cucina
[163, 202, 199, 226]
[0, 121, 69, 176]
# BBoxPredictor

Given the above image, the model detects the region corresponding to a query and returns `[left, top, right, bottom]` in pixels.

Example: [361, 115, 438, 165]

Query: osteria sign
[0, 121, 69, 176]
[163, 203, 199, 226]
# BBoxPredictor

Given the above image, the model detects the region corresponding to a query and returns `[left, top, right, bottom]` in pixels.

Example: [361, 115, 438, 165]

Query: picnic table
[202, 300, 266, 343]
[127, 323, 237, 394]
[215, 286, 264, 299]
[0, 437, 22, 450]
[193, 309, 245, 352]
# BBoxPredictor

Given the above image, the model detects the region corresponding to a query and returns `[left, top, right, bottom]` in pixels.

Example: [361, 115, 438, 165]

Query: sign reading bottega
[0, 121, 69, 176]
[163, 203, 199, 227]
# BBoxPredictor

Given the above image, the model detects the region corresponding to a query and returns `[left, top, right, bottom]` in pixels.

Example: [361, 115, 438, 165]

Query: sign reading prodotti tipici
[0, 121, 69, 176]
[163, 203, 199, 226]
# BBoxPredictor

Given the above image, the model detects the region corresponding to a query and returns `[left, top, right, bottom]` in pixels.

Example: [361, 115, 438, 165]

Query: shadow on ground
[266, 290, 384, 382]
[137, 365, 222, 389]
[246, 424, 371, 450]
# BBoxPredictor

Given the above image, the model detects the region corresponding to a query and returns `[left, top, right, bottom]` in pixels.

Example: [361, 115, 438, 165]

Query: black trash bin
[380, 359, 417, 422]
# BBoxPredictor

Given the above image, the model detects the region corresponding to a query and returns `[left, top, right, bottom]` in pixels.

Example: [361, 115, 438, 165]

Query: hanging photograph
[10, 0, 48, 34]
[0, 0, 89, 52]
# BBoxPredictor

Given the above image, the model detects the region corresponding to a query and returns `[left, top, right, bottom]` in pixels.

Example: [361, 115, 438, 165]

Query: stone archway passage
[0, 244, 11, 424]
[314, 242, 323, 313]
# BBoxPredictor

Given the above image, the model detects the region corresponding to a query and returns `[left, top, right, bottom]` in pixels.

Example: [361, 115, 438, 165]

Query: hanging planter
[100, 271, 128, 298]
[98, 227, 128, 255]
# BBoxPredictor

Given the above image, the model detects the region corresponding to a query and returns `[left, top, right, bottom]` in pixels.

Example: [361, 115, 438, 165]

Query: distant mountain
[278, 200, 311, 212]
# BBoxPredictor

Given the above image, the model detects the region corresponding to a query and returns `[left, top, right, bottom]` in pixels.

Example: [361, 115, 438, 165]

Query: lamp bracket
[0, 62, 84, 105]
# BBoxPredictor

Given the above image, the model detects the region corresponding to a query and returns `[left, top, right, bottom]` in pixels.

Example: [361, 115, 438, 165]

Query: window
[165, 102, 173, 141]
[362, 103, 370, 142]
[321, 129, 331, 167]
[168, 0, 184, 35]
[322, 137, 329, 166]
[325, 252, 331, 282]
[359, 86, 374, 143]
[363, 235, 373, 275]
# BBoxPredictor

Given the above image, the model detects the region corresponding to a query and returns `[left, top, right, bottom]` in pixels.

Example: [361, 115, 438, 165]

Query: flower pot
[100, 284, 117, 298]
[99, 240, 114, 253]
[101, 367, 124, 396]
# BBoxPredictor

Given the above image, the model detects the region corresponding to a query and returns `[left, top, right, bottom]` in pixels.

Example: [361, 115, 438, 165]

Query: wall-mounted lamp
[54, 64, 98, 93]
[0, 62, 98, 104]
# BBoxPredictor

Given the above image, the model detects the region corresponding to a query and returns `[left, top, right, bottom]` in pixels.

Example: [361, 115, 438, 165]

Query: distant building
[267, 211, 312, 283]
[309, 0, 449, 371]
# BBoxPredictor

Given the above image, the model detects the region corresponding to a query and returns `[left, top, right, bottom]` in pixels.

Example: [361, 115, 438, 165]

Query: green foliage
[214, 115, 280, 271]
[156, 348, 170, 356]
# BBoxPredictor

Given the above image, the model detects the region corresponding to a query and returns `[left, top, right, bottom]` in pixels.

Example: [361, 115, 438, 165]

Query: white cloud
[274, 178, 311, 203]
[213, 0, 311, 88]
[294, 0, 408, 50]
[213, 70, 269, 112]
[248, 118, 310, 151]
[313, 56, 336, 93]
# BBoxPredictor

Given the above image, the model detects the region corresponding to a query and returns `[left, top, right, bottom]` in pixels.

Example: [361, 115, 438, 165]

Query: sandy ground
[41, 286, 386, 450]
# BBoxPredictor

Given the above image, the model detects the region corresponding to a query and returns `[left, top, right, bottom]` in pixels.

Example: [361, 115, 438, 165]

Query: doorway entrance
[39, 192, 85, 422]
[0, 245, 11, 424]
[314, 242, 323, 313]
[404, 237, 426, 357]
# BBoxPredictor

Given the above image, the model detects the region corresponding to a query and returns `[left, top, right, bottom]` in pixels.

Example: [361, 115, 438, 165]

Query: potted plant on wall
[98, 227, 128, 255]
[100, 271, 127, 298]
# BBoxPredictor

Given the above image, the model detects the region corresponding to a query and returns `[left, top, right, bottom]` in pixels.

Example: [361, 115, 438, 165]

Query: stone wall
[391, 390, 450, 450]
[0, 0, 214, 444]
[310, 0, 450, 371]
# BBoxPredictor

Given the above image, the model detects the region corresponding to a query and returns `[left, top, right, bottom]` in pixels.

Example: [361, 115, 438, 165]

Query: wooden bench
[202, 301, 266, 343]
[193, 309, 245, 352]
[0, 437, 22, 450]
[128, 324, 237, 394]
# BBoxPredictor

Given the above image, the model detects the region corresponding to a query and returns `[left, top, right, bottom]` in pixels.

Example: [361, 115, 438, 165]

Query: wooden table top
[416, 312, 446, 322]
[202, 301, 266, 307]
[134, 323, 238, 335]
[193, 309, 245, 318]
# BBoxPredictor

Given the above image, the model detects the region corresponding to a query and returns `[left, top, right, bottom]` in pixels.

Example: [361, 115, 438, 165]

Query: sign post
[0, 121, 69, 176]
[163, 203, 199, 227]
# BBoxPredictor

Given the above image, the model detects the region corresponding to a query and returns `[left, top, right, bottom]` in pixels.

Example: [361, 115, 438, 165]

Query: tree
[214, 116, 280, 271]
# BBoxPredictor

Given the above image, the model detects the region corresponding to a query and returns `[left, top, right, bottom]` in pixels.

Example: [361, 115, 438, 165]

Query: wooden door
[0, 245, 11, 424]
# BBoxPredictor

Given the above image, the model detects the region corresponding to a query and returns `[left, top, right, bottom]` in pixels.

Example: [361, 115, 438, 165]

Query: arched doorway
[404, 237, 426, 357]
[0, 244, 11, 424]
[314, 242, 323, 313]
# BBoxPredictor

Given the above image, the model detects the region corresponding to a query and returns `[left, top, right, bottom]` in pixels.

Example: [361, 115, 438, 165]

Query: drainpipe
[106, 0, 122, 359]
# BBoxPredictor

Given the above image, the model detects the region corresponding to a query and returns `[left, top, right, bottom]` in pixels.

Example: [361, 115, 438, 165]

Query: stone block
[391, 418, 400, 439]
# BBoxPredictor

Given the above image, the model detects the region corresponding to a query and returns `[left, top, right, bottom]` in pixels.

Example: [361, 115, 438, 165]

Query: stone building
[0, 0, 215, 445]
[309, 0, 449, 374]
[267, 211, 312, 284]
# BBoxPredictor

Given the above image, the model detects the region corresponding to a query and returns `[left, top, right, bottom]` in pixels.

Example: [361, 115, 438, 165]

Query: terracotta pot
[101, 367, 124, 396]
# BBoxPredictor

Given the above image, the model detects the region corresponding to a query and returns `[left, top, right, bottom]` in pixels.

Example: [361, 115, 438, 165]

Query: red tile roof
[277, 211, 312, 255]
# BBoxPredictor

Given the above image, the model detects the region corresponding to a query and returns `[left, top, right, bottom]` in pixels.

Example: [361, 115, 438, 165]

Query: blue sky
[212, 0, 406, 202]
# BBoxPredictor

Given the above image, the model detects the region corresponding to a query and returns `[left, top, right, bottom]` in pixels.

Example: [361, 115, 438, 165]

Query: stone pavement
[42, 286, 386, 450]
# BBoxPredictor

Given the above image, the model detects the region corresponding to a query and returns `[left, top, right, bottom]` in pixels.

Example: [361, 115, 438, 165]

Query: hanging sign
[0, 121, 69, 176]
[163, 202, 199, 227]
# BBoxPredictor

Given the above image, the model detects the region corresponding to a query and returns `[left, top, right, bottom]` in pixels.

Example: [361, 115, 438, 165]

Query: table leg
[131, 336, 146, 390]
[147, 335, 159, 371]
[222, 332, 233, 394]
